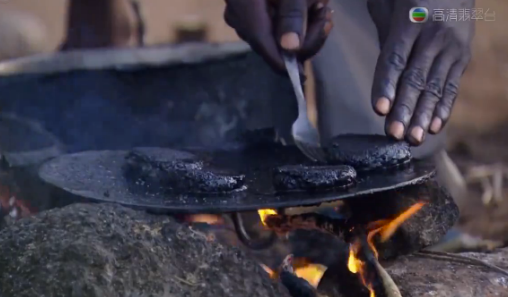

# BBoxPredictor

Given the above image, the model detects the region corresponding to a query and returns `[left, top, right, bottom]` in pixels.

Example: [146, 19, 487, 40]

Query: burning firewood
[258, 202, 425, 248]
[347, 234, 402, 297]
[278, 255, 320, 297]
[262, 254, 327, 297]
[258, 201, 428, 297]
[0, 185, 33, 228]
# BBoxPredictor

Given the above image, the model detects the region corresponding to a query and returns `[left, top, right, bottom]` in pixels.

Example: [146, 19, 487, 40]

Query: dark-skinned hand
[223, 0, 334, 74]
[367, 0, 475, 145]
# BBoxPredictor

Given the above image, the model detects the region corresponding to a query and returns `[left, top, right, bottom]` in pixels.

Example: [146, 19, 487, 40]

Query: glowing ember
[184, 214, 223, 225]
[0, 186, 33, 220]
[294, 263, 327, 288]
[260, 263, 276, 278]
[258, 209, 277, 226]
[260, 257, 327, 289]
[348, 201, 426, 297]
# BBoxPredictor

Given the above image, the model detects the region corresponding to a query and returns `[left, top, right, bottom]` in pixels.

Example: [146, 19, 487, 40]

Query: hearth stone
[0, 203, 289, 297]
[318, 247, 508, 297]
[344, 179, 460, 259]
[289, 179, 459, 262]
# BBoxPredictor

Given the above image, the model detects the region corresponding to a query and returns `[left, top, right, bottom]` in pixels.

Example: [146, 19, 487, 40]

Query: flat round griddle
[38, 144, 435, 214]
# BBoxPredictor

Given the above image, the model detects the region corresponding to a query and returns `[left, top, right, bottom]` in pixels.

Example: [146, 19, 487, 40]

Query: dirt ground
[1, 0, 507, 243]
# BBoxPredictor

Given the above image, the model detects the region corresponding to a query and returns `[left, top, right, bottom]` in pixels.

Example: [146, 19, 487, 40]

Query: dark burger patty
[123, 147, 245, 194]
[273, 164, 357, 192]
[324, 134, 411, 171]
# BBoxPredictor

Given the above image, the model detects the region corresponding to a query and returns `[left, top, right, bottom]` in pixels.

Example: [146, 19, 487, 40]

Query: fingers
[224, 0, 285, 71]
[277, 0, 307, 51]
[385, 33, 442, 141]
[371, 20, 421, 117]
[406, 52, 456, 145]
[430, 54, 471, 134]
[298, 4, 333, 61]
[224, 0, 332, 73]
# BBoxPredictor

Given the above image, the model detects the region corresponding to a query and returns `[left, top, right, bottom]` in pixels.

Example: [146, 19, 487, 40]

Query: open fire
[0, 185, 33, 224]
[258, 201, 426, 296]
[261, 257, 327, 289]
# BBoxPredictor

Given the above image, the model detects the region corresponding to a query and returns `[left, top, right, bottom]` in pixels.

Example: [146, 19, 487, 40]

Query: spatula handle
[282, 53, 307, 117]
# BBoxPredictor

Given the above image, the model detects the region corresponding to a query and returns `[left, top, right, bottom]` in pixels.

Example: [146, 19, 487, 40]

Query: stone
[0, 203, 290, 297]
[287, 180, 459, 263]
[344, 179, 460, 259]
[318, 248, 508, 297]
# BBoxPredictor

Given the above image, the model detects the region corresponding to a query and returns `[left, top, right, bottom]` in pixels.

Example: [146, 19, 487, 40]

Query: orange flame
[294, 263, 327, 288]
[347, 240, 376, 297]
[260, 258, 327, 288]
[348, 201, 426, 296]
[260, 264, 276, 278]
[258, 209, 277, 226]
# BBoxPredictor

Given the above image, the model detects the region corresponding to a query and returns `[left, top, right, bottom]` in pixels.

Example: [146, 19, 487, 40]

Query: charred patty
[273, 164, 357, 192]
[123, 147, 245, 194]
[324, 134, 411, 171]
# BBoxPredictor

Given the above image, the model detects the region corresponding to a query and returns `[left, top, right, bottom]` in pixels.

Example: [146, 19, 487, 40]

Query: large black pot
[0, 42, 296, 153]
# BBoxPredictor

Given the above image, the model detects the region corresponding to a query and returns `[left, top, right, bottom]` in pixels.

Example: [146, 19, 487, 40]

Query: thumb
[277, 0, 307, 51]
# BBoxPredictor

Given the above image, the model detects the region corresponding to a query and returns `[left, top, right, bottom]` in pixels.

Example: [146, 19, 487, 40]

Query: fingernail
[280, 33, 300, 50]
[315, 2, 324, 10]
[375, 97, 391, 115]
[430, 118, 442, 133]
[323, 21, 333, 34]
[410, 127, 424, 143]
[389, 121, 405, 140]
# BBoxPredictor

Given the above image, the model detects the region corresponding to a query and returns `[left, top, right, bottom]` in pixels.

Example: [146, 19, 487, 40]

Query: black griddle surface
[38, 145, 435, 213]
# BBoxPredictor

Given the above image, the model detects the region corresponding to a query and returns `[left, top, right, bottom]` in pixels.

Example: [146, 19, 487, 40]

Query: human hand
[224, 0, 333, 74]
[367, 0, 475, 145]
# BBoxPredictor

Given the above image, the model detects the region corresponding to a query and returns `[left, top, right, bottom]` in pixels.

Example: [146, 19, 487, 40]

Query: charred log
[272, 165, 356, 192]
[263, 212, 354, 241]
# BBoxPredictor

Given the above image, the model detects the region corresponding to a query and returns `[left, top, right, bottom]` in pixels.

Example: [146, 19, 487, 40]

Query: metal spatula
[283, 53, 325, 163]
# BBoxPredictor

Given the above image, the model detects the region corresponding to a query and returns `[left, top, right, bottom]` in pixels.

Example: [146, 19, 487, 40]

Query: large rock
[289, 180, 460, 263]
[344, 179, 460, 259]
[319, 248, 508, 297]
[0, 203, 290, 297]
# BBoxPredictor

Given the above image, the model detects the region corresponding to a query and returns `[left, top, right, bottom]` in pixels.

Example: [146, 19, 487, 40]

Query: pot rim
[0, 42, 252, 77]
